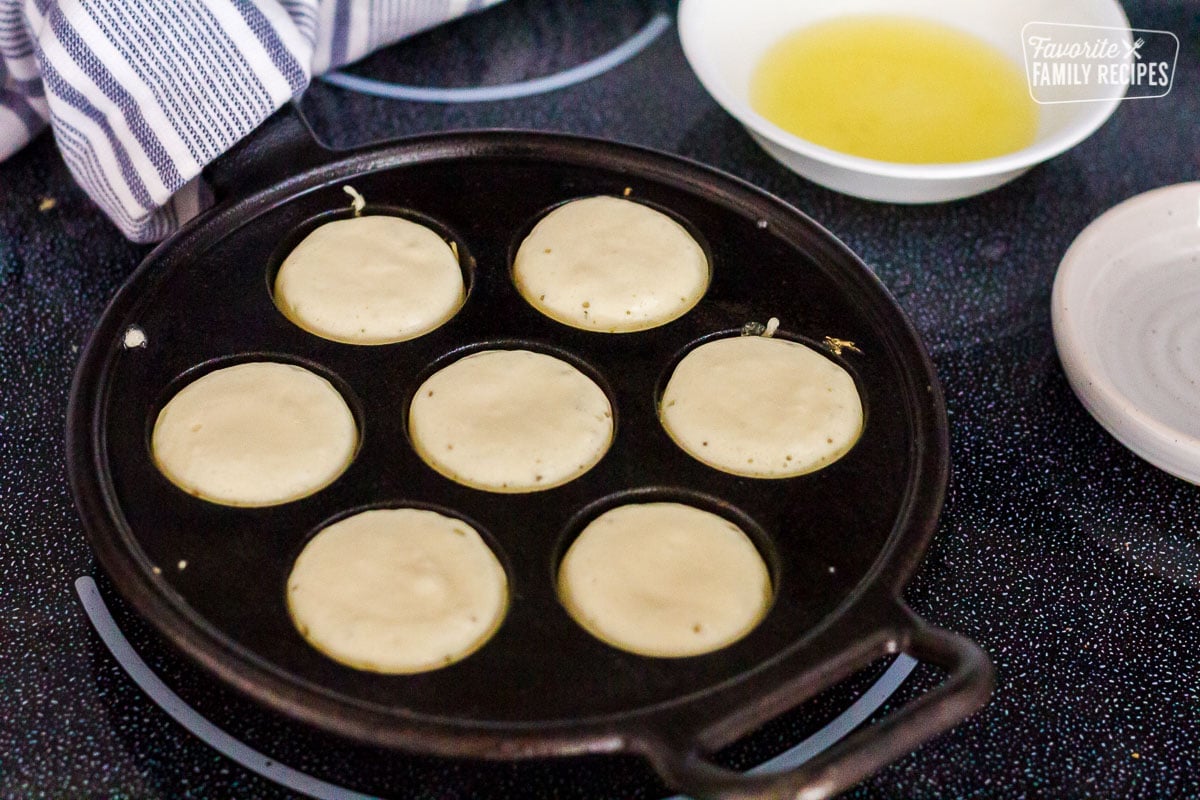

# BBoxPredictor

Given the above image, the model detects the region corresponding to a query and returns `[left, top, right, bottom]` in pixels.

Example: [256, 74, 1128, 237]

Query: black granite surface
[2, 1, 1199, 797]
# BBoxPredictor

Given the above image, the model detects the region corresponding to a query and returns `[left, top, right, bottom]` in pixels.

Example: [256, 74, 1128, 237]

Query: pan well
[511, 195, 711, 333]
[286, 506, 509, 674]
[267, 205, 476, 345]
[147, 356, 362, 507]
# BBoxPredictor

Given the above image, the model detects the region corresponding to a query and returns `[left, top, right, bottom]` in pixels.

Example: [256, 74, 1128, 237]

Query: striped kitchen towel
[0, 0, 504, 242]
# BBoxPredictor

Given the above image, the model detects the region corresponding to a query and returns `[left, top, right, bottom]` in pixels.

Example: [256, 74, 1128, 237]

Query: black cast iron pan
[67, 106, 993, 799]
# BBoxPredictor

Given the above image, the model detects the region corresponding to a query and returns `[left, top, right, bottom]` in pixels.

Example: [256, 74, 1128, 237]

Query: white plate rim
[1051, 181, 1200, 484]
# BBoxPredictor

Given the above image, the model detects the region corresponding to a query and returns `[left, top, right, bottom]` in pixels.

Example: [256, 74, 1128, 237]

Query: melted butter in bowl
[678, 0, 1130, 202]
[750, 16, 1038, 165]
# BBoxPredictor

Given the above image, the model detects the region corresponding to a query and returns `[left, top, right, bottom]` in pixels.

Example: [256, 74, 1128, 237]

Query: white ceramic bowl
[1052, 182, 1200, 485]
[677, 0, 1130, 202]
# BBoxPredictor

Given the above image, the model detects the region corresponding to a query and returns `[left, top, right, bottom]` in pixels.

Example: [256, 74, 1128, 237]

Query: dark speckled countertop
[3, 1, 1200, 797]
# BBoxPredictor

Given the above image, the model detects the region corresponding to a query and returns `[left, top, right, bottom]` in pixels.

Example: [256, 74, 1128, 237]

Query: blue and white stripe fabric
[0, 0, 503, 242]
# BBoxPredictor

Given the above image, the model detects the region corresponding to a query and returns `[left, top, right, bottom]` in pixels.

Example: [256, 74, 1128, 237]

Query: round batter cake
[408, 349, 613, 493]
[660, 335, 863, 478]
[287, 508, 507, 674]
[274, 215, 465, 344]
[512, 196, 709, 332]
[558, 502, 771, 657]
[151, 361, 357, 506]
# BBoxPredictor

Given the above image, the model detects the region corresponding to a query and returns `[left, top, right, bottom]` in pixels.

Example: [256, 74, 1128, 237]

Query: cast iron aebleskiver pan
[67, 106, 993, 800]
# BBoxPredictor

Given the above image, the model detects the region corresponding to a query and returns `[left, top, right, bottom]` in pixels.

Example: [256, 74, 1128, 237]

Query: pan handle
[202, 103, 331, 204]
[646, 605, 993, 800]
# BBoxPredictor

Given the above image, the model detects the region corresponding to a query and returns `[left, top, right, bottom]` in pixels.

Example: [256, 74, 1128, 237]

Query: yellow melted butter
[750, 16, 1038, 164]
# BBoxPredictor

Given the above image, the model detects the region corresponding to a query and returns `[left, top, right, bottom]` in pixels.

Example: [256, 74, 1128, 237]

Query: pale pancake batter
[152, 361, 357, 506]
[408, 349, 613, 493]
[558, 502, 771, 657]
[274, 215, 464, 344]
[660, 335, 863, 478]
[287, 508, 507, 673]
[513, 196, 709, 332]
